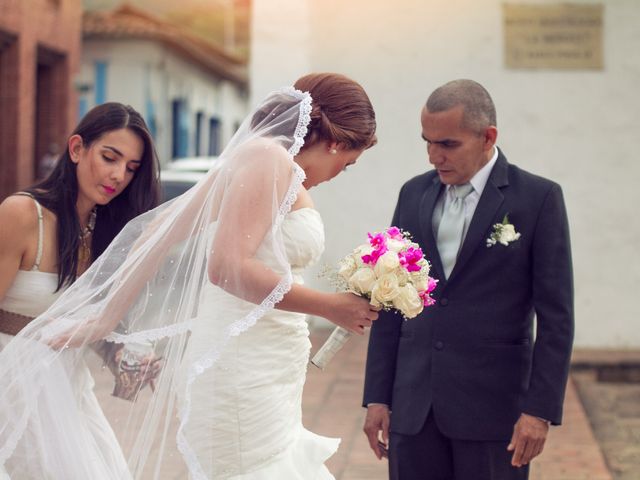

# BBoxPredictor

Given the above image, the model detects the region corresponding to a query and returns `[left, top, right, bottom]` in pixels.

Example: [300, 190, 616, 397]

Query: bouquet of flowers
[311, 227, 437, 369]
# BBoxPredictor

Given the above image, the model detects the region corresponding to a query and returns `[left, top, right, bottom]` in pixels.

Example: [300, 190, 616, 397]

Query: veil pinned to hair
[0, 87, 313, 478]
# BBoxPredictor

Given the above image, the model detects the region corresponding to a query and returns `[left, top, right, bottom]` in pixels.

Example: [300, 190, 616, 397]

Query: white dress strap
[15, 192, 44, 271]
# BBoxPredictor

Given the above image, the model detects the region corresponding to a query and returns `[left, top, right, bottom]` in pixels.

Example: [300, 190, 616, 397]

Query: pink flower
[386, 227, 403, 240]
[362, 245, 388, 265]
[427, 277, 438, 293]
[362, 232, 389, 265]
[368, 232, 386, 249]
[399, 246, 424, 272]
[419, 290, 436, 307]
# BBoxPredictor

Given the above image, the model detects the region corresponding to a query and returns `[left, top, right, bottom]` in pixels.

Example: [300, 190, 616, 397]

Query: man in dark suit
[362, 79, 574, 480]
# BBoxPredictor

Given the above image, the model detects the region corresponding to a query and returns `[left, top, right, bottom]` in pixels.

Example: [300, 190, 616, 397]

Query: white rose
[353, 244, 374, 266]
[374, 251, 400, 277]
[393, 284, 424, 319]
[347, 267, 377, 295]
[499, 224, 521, 245]
[395, 267, 409, 286]
[409, 271, 428, 292]
[417, 259, 430, 276]
[338, 256, 357, 281]
[386, 239, 405, 253]
[370, 273, 400, 307]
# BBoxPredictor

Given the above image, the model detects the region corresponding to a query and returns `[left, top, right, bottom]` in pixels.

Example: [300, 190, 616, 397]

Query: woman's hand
[323, 292, 379, 334]
[47, 318, 106, 350]
[139, 353, 163, 392]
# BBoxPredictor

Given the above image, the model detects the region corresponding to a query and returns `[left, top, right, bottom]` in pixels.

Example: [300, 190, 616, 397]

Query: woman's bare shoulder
[0, 194, 39, 235]
[234, 138, 292, 167]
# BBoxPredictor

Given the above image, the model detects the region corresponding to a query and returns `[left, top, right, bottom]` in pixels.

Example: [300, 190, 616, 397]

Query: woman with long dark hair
[0, 102, 159, 478]
[0, 102, 160, 299]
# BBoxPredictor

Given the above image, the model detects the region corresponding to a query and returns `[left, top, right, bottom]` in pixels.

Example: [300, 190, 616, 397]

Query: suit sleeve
[362, 186, 406, 408]
[522, 183, 574, 424]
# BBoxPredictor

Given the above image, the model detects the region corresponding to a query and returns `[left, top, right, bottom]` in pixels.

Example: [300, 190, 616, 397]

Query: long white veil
[0, 87, 313, 478]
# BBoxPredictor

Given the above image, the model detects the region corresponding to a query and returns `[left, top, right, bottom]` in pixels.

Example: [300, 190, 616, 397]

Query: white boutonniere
[486, 214, 521, 247]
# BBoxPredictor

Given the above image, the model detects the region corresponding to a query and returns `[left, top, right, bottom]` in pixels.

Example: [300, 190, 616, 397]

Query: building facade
[0, 0, 82, 199]
[251, 0, 640, 347]
[81, 5, 248, 165]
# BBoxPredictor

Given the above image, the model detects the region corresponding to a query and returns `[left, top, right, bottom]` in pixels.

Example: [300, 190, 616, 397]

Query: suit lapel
[419, 176, 445, 281]
[448, 152, 509, 283]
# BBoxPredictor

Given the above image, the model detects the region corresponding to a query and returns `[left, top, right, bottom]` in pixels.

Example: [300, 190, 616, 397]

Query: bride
[0, 73, 378, 479]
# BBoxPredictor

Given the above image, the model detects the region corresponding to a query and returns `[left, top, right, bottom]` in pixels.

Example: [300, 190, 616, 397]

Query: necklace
[78, 207, 97, 267]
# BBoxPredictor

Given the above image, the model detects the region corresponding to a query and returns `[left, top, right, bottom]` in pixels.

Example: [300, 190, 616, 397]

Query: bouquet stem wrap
[311, 326, 352, 369]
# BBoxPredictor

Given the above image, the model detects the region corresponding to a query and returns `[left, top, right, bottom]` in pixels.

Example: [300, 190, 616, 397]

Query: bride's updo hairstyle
[293, 73, 377, 151]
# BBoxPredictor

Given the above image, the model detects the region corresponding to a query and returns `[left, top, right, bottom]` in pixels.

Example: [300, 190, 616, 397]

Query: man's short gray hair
[426, 79, 496, 133]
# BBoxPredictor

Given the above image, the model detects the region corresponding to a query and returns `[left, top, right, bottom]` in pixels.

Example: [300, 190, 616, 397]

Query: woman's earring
[329, 148, 337, 155]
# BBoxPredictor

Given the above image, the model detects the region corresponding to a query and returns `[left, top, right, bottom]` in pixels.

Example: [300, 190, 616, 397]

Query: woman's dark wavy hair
[26, 102, 160, 291]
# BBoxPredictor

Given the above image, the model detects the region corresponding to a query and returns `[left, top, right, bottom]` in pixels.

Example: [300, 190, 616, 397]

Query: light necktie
[437, 183, 474, 279]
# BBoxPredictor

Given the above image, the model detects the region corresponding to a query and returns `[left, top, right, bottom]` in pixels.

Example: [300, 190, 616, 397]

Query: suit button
[434, 341, 444, 351]
[440, 298, 449, 306]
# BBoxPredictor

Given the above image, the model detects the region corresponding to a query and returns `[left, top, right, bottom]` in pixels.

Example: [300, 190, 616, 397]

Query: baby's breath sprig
[318, 263, 347, 291]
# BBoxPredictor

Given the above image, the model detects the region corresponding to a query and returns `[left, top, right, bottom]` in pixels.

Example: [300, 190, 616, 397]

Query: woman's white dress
[181, 207, 340, 479]
[0, 196, 129, 479]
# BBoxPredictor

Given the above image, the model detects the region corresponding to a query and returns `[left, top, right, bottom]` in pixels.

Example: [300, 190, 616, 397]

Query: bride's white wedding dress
[180, 207, 339, 479]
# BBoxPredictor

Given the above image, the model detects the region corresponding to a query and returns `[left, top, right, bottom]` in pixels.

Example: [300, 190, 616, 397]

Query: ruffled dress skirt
[180, 294, 339, 479]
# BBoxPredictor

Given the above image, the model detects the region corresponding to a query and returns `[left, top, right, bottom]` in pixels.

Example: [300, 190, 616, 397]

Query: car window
[161, 181, 196, 203]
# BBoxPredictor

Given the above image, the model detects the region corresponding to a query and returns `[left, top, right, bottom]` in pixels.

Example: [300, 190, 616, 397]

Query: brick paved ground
[90, 331, 622, 479]
[304, 331, 614, 480]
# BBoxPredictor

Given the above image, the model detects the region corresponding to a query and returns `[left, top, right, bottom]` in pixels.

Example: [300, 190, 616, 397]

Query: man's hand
[363, 404, 390, 460]
[507, 413, 549, 467]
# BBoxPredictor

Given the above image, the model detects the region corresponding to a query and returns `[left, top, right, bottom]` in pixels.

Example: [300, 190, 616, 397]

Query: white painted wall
[249, 0, 311, 101]
[251, 0, 640, 347]
[81, 39, 248, 164]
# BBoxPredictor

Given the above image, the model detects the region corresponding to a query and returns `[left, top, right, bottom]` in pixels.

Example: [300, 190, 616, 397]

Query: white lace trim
[280, 86, 312, 157]
[176, 164, 306, 479]
[104, 321, 192, 344]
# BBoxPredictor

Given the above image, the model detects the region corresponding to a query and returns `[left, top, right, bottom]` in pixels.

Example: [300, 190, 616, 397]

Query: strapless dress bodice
[253, 207, 325, 283]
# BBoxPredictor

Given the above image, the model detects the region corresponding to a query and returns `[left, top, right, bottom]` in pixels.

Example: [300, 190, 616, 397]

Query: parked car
[160, 156, 218, 203]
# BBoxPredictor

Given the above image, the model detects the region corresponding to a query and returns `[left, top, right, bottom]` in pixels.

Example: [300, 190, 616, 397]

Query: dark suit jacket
[363, 149, 574, 441]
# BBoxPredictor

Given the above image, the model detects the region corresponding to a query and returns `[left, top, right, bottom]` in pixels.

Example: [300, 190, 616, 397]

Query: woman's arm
[208, 150, 377, 333]
[0, 196, 37, 303]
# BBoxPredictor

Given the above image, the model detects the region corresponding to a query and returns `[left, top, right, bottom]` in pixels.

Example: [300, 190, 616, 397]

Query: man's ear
[483, 126, 498, 151]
